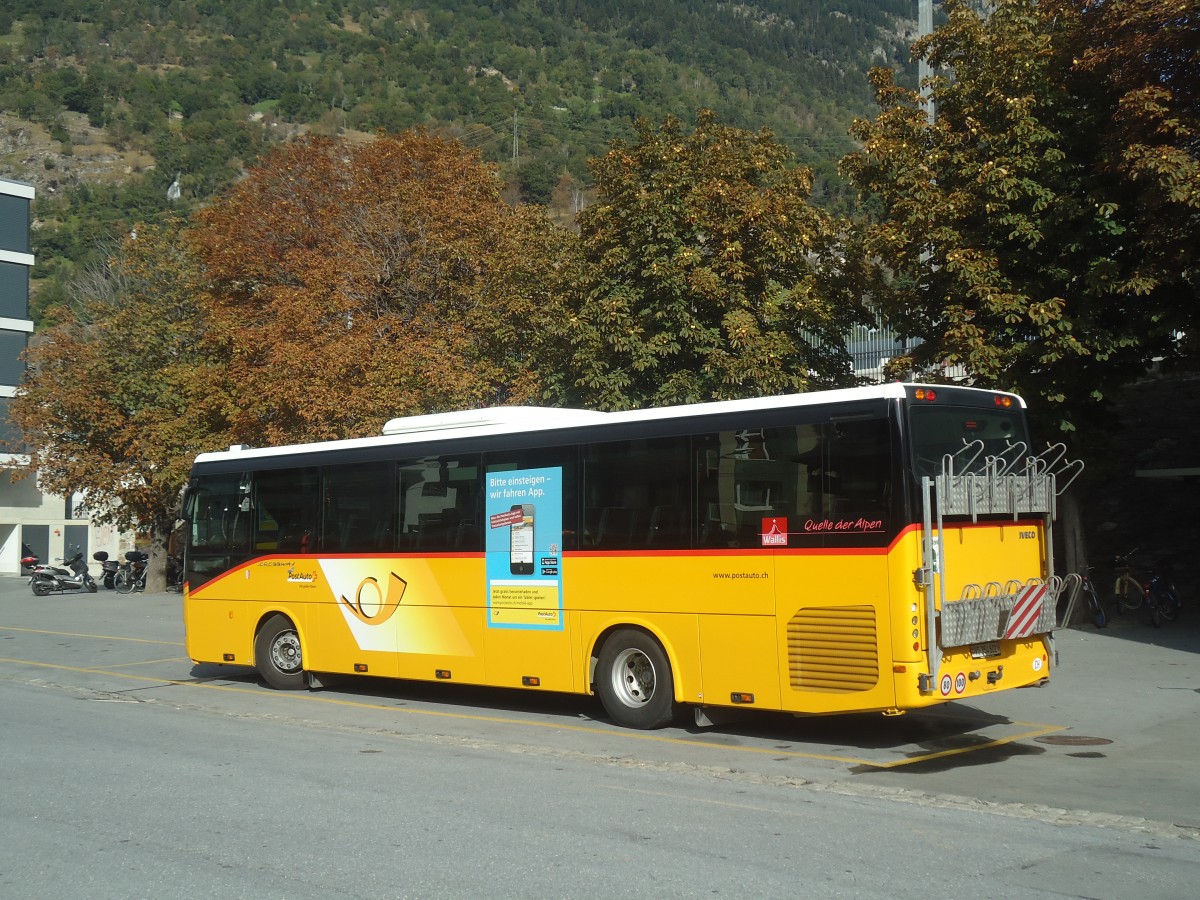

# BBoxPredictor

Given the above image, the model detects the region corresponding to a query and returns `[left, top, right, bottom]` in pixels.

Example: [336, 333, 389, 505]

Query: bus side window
[186, 473, 252, 582]
[823, 420, 890, 521]
[397, 455, 481, 553]
[696, 429, 794, 548]
[320, 462, 396, 553]
[255, 468, 320, 553]
[582, 437, 689, 550]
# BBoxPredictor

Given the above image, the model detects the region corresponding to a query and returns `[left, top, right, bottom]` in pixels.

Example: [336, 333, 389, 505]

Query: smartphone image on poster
[509, 503, 535, 575]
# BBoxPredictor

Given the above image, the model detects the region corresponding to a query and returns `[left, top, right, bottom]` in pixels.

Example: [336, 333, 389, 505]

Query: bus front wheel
[596, 629, 677, 730]
[256, 614, 305, 690]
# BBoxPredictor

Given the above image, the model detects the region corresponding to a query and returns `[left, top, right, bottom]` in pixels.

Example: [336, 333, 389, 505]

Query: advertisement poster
[485, 466, 563, 630]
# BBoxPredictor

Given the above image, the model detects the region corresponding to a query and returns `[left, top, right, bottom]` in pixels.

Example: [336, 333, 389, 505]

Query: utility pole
[511, 111, 519, 167]
[919, 0, 934, 122]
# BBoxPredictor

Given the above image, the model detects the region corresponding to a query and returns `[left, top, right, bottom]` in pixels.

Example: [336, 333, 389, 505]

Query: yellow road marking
[89, 656, 189, 670]
[0, 625, 182, 647]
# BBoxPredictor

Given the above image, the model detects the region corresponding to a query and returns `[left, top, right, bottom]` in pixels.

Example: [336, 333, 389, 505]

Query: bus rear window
[908, 405, 1030, 477]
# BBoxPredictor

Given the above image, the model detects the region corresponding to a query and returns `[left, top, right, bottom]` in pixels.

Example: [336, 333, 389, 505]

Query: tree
[552, 110, 868, 411]
[840, 0, 1199, 436]
[190, 132, 566, 446]
[1064, 0, 1199, 357]
[10, 221, 219, 584]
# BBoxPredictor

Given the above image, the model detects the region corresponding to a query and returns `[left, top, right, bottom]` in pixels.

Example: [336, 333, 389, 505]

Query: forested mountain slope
[0, 0, 914, 314]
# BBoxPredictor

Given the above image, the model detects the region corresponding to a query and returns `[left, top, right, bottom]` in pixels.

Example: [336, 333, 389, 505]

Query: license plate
[970, 641, 1001, 659]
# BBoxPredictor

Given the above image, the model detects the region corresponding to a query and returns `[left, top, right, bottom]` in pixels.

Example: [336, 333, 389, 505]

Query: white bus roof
[193, 383, 1022, 465]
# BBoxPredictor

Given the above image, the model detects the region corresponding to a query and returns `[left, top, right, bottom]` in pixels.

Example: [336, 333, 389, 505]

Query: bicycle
[1144, 562, 1181, 626]
[115, 551, 148, 594]
[1112, 549, 1147, 615]
[1112, 549, 1181, 628]
[1074, 567, 1108, 628]
[166, 554, 184, 593]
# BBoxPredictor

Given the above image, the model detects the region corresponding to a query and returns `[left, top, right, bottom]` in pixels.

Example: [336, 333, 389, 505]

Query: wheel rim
[270, 630, 302, 674]
[1121, 583, 1143, 610]
[609, 647, 656, 708]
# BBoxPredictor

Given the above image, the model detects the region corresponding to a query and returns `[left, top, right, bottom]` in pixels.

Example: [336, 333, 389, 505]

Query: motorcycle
[30, 551, 97, 596]
[93, 551, 120, 590]
[115, 550, 149, 593]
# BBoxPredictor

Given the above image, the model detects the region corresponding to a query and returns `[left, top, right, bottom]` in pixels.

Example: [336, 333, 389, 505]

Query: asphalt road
[1, 576, 1198, 898]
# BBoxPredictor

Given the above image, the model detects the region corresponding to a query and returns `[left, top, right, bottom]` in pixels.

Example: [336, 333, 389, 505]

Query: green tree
[840, 0, 1198, 435]
[1064, 0, 1199, 357]
[552, 110, 867, 411]
[10, 221, 220, 584]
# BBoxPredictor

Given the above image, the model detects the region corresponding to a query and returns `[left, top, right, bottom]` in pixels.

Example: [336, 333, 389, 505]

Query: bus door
[690, 428, 782, 710]
[770, 416, 899, 715]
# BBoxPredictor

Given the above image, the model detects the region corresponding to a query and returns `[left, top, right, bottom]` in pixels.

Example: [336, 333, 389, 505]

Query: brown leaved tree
[191, 131, 567, 446]
[10, 221, 217, 585]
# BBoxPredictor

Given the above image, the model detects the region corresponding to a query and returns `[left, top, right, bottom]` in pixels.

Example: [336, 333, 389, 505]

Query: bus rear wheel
[256, 614, 305, 690]
[596, 629, 677, 730]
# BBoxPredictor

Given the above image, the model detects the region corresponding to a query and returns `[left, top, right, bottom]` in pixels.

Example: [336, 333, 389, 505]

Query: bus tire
[256, 614, 306, 690]
[596, 629, 677, 730]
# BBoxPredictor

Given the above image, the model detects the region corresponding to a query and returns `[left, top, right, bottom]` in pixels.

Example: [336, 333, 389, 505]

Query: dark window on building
[0, 262, 30, 319]
[397, 455, 482, 552]
[0, 194, 30, 255]
[581, 437, 690, 550]
[0, 330, 27, 385]
[0, 396, 21, 451]
[320, 462, 396, 552]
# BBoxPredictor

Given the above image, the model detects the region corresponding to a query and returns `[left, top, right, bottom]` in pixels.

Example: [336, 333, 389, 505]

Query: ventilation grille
[787, 605, 879, 693]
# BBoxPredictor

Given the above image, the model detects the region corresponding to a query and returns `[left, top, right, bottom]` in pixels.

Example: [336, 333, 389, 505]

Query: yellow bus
[182, 384, 1081, 729]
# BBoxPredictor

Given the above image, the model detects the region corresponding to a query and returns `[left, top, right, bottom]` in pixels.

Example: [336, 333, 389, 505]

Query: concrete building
[0, 176, 122, 574]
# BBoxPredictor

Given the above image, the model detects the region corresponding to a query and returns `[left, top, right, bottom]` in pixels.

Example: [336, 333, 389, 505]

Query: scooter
[93, 551, 120, 590]
[30, 551, 98, 596]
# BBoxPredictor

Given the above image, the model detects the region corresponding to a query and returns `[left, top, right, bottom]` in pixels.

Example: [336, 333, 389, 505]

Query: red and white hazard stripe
[1006, 583, 1047, 639]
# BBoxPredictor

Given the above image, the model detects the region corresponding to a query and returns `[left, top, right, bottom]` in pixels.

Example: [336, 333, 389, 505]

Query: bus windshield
[908, 404, 1031, 477]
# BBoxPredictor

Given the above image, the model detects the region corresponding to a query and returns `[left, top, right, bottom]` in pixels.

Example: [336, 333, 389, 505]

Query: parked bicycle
[115, 550, 148, 594]
[1112, 549, 1146, 614]
[166, 554, 184, 593]
[1074, 567, 1108, 628]
[1143, 560, 1181, 627]
[1111, 549, 1181, 627]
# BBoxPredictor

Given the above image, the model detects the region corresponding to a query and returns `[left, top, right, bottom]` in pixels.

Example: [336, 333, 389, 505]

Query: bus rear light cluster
[994, 395, 1014, 408]
[914, 388, 938, 401]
